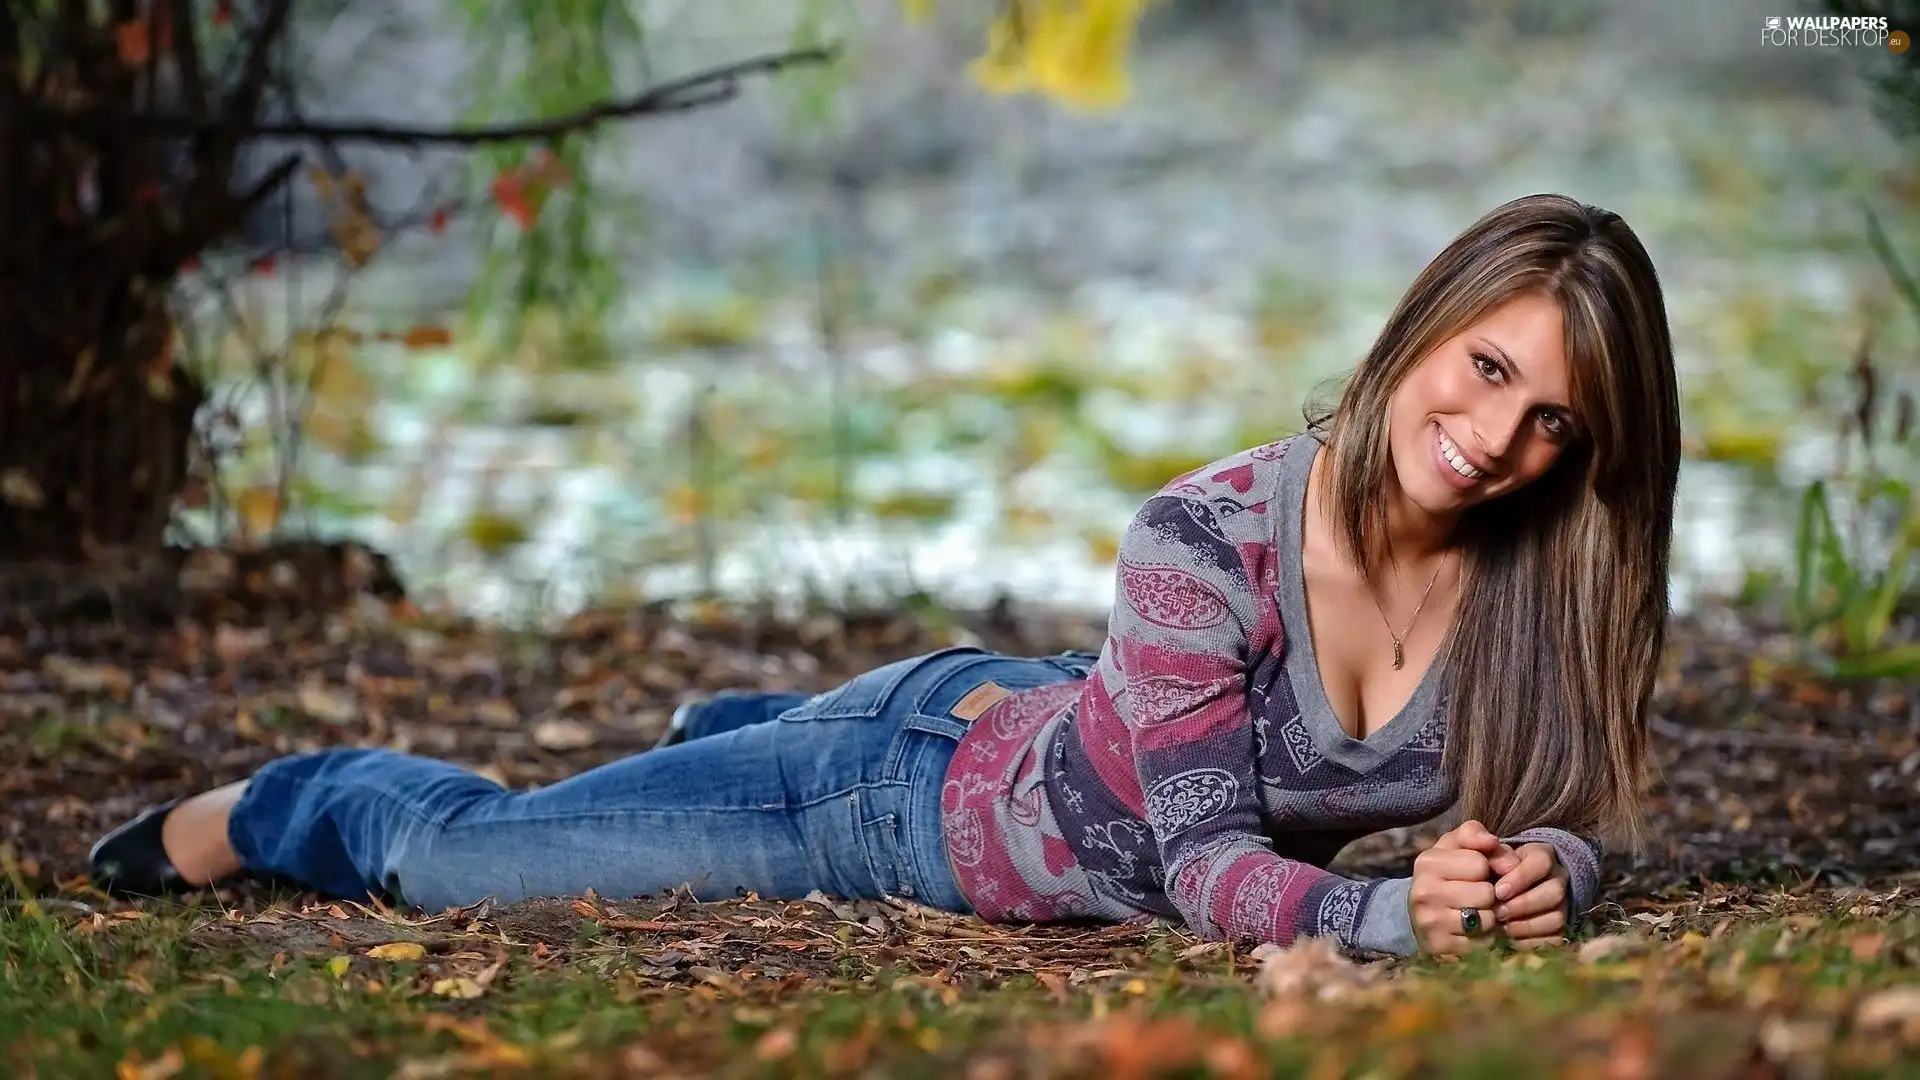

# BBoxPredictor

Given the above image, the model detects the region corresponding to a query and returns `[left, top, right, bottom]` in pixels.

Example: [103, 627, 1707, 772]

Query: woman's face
[1385, 292, 1580, 517]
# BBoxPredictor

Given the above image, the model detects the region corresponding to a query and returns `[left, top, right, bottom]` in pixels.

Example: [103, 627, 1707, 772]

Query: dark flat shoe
[652, 701, 695, 750]
[89, 799, 189, 896]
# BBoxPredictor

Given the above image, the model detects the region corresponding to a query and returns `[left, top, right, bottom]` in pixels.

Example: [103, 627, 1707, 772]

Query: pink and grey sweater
[939, 434, 1603, 956]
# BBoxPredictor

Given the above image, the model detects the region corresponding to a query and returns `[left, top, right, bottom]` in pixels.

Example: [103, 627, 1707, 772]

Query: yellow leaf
[179, 1035, 262, 1080]
[1026, 0, 1144, 110]
[464, 512, 530, 555]
[432, 977, 486, 999]
[968, 7, 1032, 94]
[326, 955, 351, 978]
[367, 941, 426, 961]
[305, 331, 371, 415]
[901, 0, 935, 22]
[237, 487, 282, 539]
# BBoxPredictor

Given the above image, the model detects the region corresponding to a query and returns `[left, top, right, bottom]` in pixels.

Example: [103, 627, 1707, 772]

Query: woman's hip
[770, 645, 1100, 910]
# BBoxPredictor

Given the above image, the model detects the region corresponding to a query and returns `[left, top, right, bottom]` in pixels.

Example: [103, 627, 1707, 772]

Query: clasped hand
[1408, 819, 1568, 954]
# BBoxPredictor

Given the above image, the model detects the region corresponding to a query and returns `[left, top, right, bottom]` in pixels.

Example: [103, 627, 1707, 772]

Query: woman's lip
[1432, 423, 1483, 491]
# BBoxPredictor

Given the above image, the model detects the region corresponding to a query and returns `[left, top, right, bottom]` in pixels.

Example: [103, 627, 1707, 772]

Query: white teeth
[1436, 429, 1487, 480]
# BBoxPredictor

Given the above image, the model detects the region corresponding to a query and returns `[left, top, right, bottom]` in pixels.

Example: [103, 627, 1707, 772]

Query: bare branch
[0, 2, 18, 264]
[29, 44, 838, 148]
[235, 151, 302, 217]
[167, 0, 207, 113]
[230, 0, 295, 123]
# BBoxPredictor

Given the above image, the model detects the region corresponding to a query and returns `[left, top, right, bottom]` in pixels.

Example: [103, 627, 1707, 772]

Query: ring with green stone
[1460, 907, 1482, 935]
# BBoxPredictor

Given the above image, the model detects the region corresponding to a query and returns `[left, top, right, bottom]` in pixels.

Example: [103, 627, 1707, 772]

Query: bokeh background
[178, 0, 1920, 650]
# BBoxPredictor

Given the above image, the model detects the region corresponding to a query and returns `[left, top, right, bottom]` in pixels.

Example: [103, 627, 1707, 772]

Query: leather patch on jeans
[950, 680, 1012, 720]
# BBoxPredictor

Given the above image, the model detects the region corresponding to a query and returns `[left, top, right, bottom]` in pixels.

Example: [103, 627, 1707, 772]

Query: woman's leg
[657, 690, 815, 748]
[224, 720, 860, 912]
[211, 646, 1096, 914]
[147, 691, 816, 890]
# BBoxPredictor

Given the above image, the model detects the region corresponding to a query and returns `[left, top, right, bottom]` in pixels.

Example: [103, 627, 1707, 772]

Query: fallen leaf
[1607, 1022, 1657, 1080]
[431, 977, 486, 999]
[326, 955, 351, 978]
[115, 1045, 184, 1080]
[1855, 985, 1920, 1030]
[43, 654, 133, 695]
[754, 1026, 798, 1061]
[532, 717, 597, 751]
[1850, 932, 1888, 962]
[367, 942, 427, 961]
[297, 682, 359, 725]
[213, 624, 270, 664]
[1757, 1015, 1831, 1061]
[1253, 937, 1378, 1001]
[1257, 998, 1313, 1040]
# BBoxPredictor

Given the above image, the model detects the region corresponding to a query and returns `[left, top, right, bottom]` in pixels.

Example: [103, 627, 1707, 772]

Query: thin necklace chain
[1368, 556, 1447, 670]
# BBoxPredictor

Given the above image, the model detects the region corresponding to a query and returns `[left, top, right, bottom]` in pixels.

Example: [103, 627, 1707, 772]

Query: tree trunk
[0, 299, 203, 562]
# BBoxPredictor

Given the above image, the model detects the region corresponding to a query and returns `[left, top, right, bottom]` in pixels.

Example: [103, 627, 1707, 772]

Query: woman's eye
[1540, 411, 1567, 438]
[1472, 353, 1503, 381]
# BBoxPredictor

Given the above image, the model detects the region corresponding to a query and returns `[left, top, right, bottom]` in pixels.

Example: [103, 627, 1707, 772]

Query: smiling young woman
[91, 193, 1679, 958]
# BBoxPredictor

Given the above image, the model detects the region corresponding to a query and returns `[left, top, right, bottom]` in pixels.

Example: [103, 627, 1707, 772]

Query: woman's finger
[1494, 877, 1566, 923]
[1426, 879, 1498, 912]
[1423, 909, 1500, 953]
[1446, 819, 1503, 854]
[1415, 849, 1492, 884]
[1498, 910, 1566, 941]
[1493, 844, 1556, 901]
[1486, 844, 1521, 877]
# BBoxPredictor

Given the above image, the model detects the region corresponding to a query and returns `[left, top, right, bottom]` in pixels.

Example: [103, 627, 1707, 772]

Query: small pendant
[1391, 639, 1404, 670]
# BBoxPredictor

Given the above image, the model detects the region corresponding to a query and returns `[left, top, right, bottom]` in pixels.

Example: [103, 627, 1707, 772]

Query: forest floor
[3, 543, 1920, 1079]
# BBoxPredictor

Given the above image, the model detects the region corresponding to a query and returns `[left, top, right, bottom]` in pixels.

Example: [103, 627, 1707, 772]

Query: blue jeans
[226, 646, 1098, 914]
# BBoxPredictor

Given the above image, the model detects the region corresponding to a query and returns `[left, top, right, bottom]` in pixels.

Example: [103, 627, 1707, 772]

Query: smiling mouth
[1435, 425, 1490, 482]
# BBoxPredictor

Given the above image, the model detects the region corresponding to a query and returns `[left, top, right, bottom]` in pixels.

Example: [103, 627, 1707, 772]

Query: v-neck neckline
[1271, 435, 1445, 775]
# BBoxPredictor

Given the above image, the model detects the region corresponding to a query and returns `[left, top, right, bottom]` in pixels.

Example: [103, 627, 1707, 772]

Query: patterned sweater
[939, 434, 1603, 956]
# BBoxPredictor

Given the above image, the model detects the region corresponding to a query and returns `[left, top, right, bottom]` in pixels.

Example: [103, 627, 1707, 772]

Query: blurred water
[190, 11, 1920, 623]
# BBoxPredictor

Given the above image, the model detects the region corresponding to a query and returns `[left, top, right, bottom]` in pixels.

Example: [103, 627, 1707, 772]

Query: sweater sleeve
[1111, 493, 1408, 955]
[1502, 826, 1604, 928]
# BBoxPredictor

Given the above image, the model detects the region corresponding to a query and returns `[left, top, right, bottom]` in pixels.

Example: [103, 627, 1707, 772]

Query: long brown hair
[1307, 193, 1680, 849]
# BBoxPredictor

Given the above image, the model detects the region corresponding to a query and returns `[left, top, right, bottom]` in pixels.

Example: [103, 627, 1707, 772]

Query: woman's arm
[1109, 492, 1415, 954]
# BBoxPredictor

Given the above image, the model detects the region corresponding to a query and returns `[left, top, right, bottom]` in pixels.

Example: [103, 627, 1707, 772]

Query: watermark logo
[1760, 14, 1905, 49]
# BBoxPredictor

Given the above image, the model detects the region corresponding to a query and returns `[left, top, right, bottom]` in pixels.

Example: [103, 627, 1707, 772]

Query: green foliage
[1791, 476, 1919, 673]
[1787, 212, 1920, 676]
[452, 0, 653, 363]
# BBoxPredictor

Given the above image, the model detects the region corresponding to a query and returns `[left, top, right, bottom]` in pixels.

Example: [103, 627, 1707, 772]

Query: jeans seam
[857, 809, 904, 897]
[431, 803, 812, 833]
